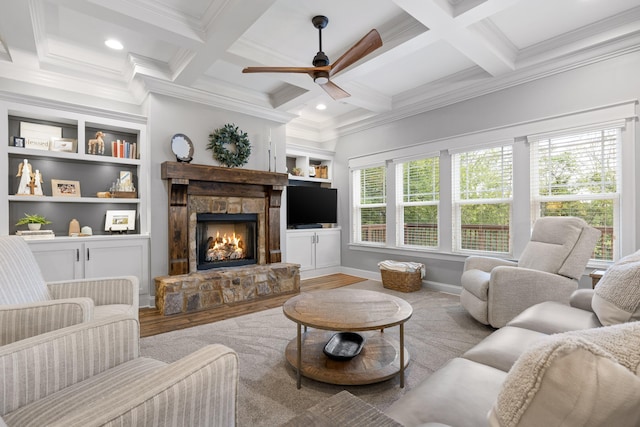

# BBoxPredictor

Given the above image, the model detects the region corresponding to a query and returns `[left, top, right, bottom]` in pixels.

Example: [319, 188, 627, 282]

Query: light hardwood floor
[139, 273, 367, 337]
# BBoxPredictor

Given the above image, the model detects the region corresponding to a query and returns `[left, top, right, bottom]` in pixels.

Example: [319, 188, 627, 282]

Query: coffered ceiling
[1, 0, 639, 141]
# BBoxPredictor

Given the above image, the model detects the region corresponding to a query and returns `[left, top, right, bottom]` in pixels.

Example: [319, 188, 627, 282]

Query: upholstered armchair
[0, 235, 139, 345]
[460, 216, 601, 328]
[0, 316, 239, 426]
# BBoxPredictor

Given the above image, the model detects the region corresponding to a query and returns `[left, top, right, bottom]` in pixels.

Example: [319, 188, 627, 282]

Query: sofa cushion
[592, 250, 640, 326]
[385, 358, 507, 427]
[506, 301, 601, 334]
[488, 322, 640, 427]
[462, 326, 547, 372]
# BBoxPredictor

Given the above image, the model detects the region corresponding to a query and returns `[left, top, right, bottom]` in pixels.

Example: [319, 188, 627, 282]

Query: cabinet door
[84, 239, 149, 294]
[286, 232, 316, 271]
[314, 229, 341, 269]
[29, 241, 83, 281]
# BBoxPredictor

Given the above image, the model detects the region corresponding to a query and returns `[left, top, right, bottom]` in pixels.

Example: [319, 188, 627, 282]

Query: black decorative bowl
[323, 332, 365, 361]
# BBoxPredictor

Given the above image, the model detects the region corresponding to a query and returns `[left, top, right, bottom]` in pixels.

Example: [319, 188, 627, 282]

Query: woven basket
[380, 268, 422, 292]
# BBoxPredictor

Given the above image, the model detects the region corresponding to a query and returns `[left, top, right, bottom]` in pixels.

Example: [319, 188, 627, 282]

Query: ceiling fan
[242, 15, 382, 100]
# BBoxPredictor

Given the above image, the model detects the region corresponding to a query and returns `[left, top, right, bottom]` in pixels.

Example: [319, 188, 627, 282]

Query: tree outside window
[397, 157, 439, 247]
[452, 145, 513, 253]
[352, 166, 386, 244]
[531, 128, 619, 261]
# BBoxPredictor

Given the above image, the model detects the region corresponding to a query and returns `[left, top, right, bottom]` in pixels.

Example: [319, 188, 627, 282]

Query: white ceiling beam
[172, 0, 278, 86]
[392, 0, 517, 75]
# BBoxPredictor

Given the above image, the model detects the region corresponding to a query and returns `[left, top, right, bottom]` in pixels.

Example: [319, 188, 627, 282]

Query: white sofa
[386, 250, 640, 426]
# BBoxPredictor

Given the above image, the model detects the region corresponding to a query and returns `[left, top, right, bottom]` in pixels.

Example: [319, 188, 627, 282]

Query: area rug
[140, 280, 493, 426]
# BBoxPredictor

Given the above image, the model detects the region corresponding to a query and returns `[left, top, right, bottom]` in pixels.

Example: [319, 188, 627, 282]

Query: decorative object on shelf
[207, 123, 251, 168]
[171, 133, 194, 163]
[109, 171, 137, 198]
[315, 165, 328, 179]
[15, 213, 52, 231]
[105, 210, 136, 232]
[33, 169, 44, 196]
[50, 137, 77, 153]
[12, 136, 25, 147]
[68, 219, 80, 236]
[51, 179, 81, 197]
[96, 191, 112, 198]
[88, 131, 106, 155]
[81, 226, 93, 236]
[309, 167, 316, 177]
[292, 167, 302, 176]
[16, 159, 33, 195]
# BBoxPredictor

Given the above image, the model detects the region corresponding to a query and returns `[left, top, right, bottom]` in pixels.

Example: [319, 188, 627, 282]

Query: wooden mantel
[161, 161, 289, 275]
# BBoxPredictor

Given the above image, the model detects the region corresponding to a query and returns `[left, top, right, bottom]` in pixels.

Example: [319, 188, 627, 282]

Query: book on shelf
[16, 230, 55, 240]
[111, 140, 138, 159]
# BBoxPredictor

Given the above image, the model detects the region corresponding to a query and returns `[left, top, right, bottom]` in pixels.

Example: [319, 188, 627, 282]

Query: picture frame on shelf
[51, 179, 81, 197]
[20, 122, 61, 151]
[12, 136, 25, 147]
[50, 137, 77, 153]
[105, 210, 136, 232]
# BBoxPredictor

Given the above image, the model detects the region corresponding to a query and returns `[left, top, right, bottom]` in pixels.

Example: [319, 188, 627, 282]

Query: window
[452, 145, 513, 253]
[352, 165, 386, 244]
[396, 156, 439, 248]
[530, 125, 621, 261]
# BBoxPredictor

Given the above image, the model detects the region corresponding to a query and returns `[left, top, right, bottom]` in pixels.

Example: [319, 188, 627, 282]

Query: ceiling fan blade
[320, 81, 350, 100]
[329, 29, 382, 77]
[242, 66, 322, 74]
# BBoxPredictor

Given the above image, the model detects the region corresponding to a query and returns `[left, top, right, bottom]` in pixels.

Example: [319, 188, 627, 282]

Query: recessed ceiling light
[105, 39, 123, 50]
[316, 103, 327, 110]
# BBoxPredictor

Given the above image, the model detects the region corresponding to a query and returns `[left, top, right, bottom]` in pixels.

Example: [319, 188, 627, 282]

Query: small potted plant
[15, 213, 52, 231]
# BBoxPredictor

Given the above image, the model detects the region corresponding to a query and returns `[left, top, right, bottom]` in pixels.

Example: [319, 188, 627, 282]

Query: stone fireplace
[156, 162, 299, 316]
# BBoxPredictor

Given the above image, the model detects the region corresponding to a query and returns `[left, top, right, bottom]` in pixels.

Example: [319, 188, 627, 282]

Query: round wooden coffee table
[283, 288, 413, 389]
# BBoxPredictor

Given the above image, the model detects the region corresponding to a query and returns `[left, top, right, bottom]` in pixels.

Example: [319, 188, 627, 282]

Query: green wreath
[207, 123, 251, 168]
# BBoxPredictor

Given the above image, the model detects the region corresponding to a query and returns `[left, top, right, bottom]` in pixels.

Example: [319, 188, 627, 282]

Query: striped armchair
[0, 316, 239, 426]
[0, 236, 139, 345]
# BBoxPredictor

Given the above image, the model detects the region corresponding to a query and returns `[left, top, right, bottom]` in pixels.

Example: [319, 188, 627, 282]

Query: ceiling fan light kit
[242, 15, 382, 100]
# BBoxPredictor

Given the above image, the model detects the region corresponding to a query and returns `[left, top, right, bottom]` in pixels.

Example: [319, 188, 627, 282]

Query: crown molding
[138, 75, 295, 123]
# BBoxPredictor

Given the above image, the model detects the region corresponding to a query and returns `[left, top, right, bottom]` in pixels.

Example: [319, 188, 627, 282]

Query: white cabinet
[28, 236, 149, 294]
[286, 228, 341, 278]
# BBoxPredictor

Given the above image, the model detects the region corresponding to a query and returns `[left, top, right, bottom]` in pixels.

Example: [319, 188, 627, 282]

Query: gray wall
[147, 94, 286, 297]
[329, 51, 640, 290]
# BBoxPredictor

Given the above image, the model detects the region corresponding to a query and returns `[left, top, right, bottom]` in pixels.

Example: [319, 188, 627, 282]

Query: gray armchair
[460, 216, 601, 328]
[0, 316, 238, 426]
[0, 235, 138, 345]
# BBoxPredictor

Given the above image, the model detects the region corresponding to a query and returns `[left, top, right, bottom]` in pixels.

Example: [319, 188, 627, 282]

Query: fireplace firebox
[196, 213, 258, 270]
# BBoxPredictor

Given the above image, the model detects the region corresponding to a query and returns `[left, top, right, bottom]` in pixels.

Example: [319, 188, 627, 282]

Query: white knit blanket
[493, 321, 640, 427]
[378, 260, 425, 278]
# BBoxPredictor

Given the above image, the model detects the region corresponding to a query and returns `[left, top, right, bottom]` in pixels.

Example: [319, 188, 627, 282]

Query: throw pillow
[592, 250, 640, 326]
[488, 322, 640, 427]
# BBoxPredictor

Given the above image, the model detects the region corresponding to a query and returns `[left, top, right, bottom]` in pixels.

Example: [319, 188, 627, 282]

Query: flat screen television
[287, 186, 337, 227]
